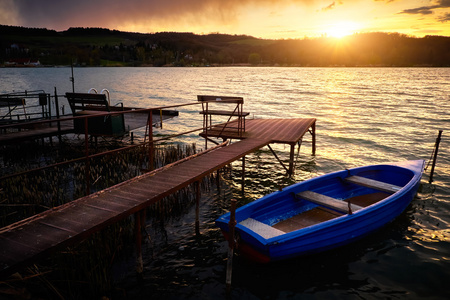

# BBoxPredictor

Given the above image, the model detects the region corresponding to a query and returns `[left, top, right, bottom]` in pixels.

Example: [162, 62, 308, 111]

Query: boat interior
[240, 172, 407, 238]
[272, 191, 389, 233]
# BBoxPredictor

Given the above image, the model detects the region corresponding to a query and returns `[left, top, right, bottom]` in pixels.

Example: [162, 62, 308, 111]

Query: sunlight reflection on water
[1, 67, 449, 299]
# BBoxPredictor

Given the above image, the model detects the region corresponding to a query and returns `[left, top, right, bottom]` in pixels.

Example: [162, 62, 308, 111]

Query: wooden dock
[0, 117, 315, 277]
[0, 118, 74, 145]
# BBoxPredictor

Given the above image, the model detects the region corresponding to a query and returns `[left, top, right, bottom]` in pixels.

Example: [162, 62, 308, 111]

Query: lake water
[1, 67, 449, 299]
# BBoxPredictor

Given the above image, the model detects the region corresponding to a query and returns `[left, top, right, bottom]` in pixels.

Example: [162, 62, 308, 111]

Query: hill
[1, 25, 449, 67]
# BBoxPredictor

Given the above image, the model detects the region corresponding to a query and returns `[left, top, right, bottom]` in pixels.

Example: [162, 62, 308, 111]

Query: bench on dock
[65, 93, 126, 136]
[240, 218, 285, 239]
[198, 95, 249, 137]
[0, 97, 26, 125]
[296, 191, 363, 214]
[345, 176, 402, 194]
[0, 97, 25, 108]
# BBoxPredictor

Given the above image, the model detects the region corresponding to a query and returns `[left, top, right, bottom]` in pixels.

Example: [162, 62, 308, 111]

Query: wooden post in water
[288, 143, 295, 177]
[216, 169, 221, 192]
[226, 199, 237, 294]
[147, 110, 154, 171]
[54, 87, 62, 143]
[195, 180, 201, 235]
[70, 59, 75, 92]
[312, 121, 316, 155]
[429, 130, 443, 183]
[135, 210, 144, 275]
[241, 156, 246, 195]
[84, 116, 90, 196]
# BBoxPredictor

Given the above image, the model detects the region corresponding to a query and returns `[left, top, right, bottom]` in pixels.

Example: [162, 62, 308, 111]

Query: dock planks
[0, 118, 315, 276]
[200, 118, 316, 145]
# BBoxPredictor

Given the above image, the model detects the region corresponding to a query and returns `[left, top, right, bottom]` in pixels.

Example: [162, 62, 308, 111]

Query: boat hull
[216, 160, 424, 263]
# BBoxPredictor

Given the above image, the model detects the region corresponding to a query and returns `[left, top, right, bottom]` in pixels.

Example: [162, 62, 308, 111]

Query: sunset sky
[1, 0, 449, 39]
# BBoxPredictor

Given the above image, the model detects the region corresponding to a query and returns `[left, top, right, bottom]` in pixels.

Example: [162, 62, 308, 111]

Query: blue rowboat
[216, 160, 424, 263]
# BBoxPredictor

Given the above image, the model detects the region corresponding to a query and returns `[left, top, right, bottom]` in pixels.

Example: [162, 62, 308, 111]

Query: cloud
[438, 12, 450, 21]
[0, 0, 19, 25]
[320, 1, 346, 12]
[1, 0, 320, 32]
[401, 6, 434, 15]
[322, 1, 336, 11]
[399, 0, 450, 16]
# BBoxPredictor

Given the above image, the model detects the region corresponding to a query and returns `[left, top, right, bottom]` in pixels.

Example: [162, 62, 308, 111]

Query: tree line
[1, 25, 449, 67]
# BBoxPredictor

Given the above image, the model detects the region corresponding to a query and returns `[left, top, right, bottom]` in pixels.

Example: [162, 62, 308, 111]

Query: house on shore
[4, 58, 41, 67]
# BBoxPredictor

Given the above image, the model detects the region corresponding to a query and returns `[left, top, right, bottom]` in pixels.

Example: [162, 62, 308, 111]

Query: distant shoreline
[1, 64, 448, 68]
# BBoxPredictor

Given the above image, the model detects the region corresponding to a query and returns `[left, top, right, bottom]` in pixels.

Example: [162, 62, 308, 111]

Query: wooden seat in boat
[345, 176, 402, 193]
[240, 218, 285, 239]
[296, 191, 363, 214]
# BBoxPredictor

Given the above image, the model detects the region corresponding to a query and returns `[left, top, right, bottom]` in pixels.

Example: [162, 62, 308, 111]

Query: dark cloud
[438, 12, 450, 21]
[399, 0, 450, 15]
[1, 0, 318, 31]
[401, 6, 434, 15]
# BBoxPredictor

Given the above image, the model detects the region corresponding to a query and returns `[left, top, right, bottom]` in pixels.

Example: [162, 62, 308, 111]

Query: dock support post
[242, 156, 246, 195]
[135, 210, 145, 275]
[147, 110, 154, 171]
[429, 130, 443, 183]
[312, 121, 316, 155]
[216, 169, 221, 192]
[84, 116, 90, 196]
[195, 181, 200, 235]
[226, 199, 237, 294]
[288, 144, 295, 177]
[54, 88, 62, 143]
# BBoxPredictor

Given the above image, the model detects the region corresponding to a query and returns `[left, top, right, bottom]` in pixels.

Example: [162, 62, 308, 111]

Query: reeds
[0, 138, 219, 298]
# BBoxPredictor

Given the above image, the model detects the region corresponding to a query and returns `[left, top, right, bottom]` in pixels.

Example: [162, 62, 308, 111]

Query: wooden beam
[345, 176, 402, 194]
[195, 181, 200, 235]
[135, 211, 143, 275]
[288, 144, 295, 176]
[296, 191, 363, 214]
[242, 156, 245, 195]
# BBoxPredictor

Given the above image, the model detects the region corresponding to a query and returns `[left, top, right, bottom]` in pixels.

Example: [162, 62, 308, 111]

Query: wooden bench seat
[198, 95, 248, 138]
[240, 218, 285, 239]
[65, 92, 126, 136]
[0, 97, 25, 108]
[66, 93, 110, 113]
[296, 191, 363, 214]
[199, 110, 249, 117]
[74, 110, 110, 115]
[345, 175, 402, 194]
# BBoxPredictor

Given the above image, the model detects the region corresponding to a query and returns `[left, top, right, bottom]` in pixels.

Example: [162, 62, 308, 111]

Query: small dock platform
[0, 117, 315, 277]
[201, 118, 315, 144]
[0, 110, 177, 145]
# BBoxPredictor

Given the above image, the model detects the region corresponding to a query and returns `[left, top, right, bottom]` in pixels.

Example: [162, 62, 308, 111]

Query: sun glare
[326, 21, 359, 38]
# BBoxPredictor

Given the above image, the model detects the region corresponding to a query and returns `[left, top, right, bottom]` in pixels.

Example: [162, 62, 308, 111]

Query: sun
[325, 21, 359, 38]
